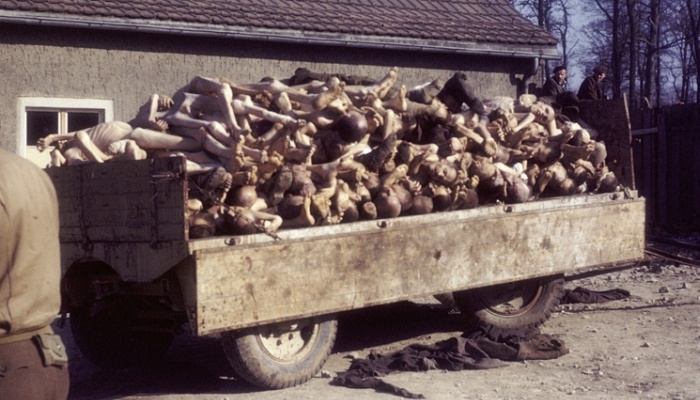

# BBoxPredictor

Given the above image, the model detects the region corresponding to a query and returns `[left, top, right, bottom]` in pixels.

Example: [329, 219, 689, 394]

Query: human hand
[467, 175, 479, 189]
[36, 135, 54, 152]
[403, 177, 422, 195]
[482, 138, 497, 157]
[157, 95, 174, 111]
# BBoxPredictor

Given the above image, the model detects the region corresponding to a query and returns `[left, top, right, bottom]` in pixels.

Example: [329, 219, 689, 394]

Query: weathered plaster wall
[0, 24, 539, 150]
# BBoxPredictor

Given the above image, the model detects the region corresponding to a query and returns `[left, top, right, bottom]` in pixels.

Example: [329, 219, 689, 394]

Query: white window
[17, 98, 114, 167]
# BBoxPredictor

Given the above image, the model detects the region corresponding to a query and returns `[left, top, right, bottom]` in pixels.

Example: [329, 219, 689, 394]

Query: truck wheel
[70, 304, 174, 369]
[453, 276, 565, 329]
[221, 315, 337, 389]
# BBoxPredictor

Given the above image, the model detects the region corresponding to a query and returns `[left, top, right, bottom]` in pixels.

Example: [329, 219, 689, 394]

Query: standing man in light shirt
[0, 149, 69, 399]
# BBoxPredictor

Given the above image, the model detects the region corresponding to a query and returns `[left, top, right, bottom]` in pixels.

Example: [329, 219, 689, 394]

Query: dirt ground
[60, 246, 700, 400]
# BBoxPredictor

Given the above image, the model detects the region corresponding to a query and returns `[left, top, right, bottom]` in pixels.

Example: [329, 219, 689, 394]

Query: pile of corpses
[39, 68, 619, 238]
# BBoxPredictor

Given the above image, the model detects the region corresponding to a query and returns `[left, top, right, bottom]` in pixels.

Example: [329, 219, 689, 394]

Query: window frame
[16, 97, 114, 157]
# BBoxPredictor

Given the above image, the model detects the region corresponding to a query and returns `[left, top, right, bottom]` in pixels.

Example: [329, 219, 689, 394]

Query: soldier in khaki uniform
[0, 149, 69, 399]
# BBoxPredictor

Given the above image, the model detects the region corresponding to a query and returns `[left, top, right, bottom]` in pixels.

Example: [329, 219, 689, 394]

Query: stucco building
[0, 0, 558, 166]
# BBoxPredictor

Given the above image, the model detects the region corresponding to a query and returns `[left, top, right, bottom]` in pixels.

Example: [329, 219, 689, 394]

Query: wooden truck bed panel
[60, 240, 189, 282]
[46, 157, 188, 243]
[191, 193, 645, 335]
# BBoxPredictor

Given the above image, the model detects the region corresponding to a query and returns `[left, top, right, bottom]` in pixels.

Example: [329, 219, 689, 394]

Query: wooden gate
[630, 104, 700, 233]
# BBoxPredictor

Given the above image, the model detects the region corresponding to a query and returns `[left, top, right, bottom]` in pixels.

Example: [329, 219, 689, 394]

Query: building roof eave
[0, 11, 561, 60]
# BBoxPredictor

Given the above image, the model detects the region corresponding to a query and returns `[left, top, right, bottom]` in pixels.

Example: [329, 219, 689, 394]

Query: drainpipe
[519, 57, 542, 96]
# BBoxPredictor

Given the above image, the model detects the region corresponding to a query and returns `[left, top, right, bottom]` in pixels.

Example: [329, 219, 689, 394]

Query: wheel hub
[256, 318, 318, 362]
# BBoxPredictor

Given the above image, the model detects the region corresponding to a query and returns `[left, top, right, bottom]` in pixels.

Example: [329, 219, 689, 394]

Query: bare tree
[585, 0, 624, 99]
[626, 0, 640, 107]
[640, 0, 684, 106]
[512, 0, 697, 105]
[642, 0, 660, 106]
[511, 0, 577, 84]
[684, 0, 700, 103]
[552, 0, 579, 77]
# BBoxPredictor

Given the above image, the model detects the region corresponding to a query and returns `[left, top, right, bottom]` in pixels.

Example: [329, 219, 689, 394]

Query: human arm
[37, 132, 79, 151]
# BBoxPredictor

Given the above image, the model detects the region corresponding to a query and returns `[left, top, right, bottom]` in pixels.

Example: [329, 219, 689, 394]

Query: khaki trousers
[0, 338, 69, 400]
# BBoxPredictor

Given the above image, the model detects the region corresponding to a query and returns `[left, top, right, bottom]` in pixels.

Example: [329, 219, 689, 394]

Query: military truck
[46, 98, 645, 390]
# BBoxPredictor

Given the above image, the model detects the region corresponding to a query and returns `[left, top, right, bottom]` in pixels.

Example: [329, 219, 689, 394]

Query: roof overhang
[0, 10, 561, 60]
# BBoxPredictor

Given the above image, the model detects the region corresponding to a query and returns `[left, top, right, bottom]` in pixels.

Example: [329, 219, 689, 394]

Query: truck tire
[70, 304, 174, 369]
[453, 276, 565, 329]
[221, 315, 337, 389]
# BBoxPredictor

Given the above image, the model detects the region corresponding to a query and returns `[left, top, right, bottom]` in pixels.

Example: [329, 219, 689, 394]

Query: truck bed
[47, 156, 646, 336]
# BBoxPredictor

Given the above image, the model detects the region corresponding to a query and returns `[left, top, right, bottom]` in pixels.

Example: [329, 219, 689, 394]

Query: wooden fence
[629, 103, 700, 233]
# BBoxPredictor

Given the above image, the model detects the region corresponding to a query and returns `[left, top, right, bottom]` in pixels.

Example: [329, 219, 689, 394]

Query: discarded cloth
[331, 336, 505, 398]
[331, 327, 568, 398]
[561, 287, 631, 304]
[466, 325, 569, 361]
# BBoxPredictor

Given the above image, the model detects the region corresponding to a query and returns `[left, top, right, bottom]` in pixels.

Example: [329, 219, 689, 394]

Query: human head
[593, 65, 607, 82]
[364, 109, 383, 134]
[189, 212, 216, 238]
[488, 108, 518, 131]
[454, 187, 479, 209]
[469, 159, 504, 190]
[392, 184, 413, 212]
[506, 178, 532, 204]
[533, 141, 562, 164]
[596, 172, 619, 193]
[230, 185, 258, 208]
[430, 185, 452, 211]
[557, 178, 579, 196]
[570, 163, 593, 185]
[226, 208, 258, 235]
[427, 98, 452, 124]
[410, 195, 434, 215]
[430, 125, 451, 143]
[426, 160, 458, 186]
[374, 187, 402, 218]
[530, 102, 555, 125]
[335, 110, 368, 142]
[553, 66, 567, 83]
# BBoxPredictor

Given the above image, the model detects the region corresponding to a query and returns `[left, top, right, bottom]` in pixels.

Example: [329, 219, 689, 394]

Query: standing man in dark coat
[577, 65, 607, 100]
[542, 65, 568, 97]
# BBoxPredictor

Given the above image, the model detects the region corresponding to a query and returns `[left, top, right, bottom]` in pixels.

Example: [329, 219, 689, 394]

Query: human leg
[232, 95, 298, 128]
[185, 77, 250, 138]
[343, 66, 399, 100]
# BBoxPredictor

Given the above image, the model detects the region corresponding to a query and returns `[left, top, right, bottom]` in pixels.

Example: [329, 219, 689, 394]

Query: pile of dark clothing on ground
[331, 286, 631, 399]
[331, 325, 568, 399]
